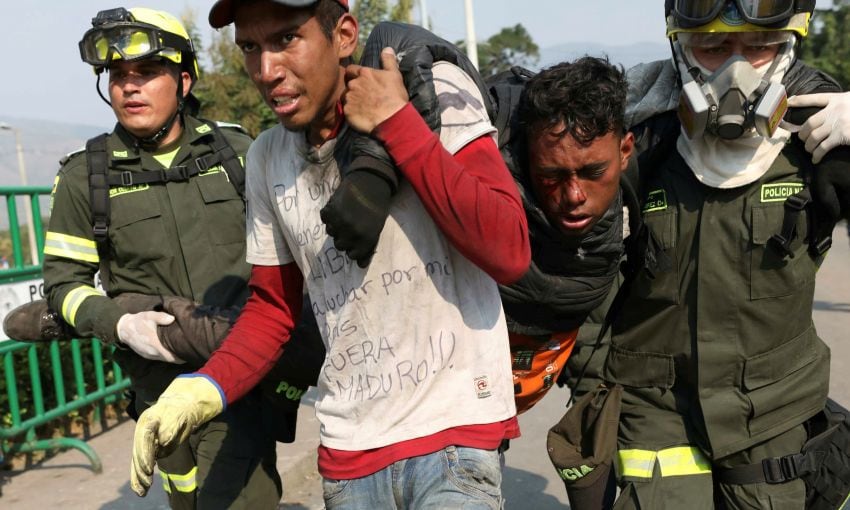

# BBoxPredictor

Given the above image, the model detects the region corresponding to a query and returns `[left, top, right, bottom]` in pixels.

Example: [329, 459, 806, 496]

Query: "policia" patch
[643, 189, 667, 212]
[109, 183, 150, 197]
[761, 183, 804, 203]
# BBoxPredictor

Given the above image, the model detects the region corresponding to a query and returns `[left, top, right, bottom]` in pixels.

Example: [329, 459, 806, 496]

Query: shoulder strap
[769, 186, 816, 258]
[767, 145, 833, 258]
[86, 134, 110, 256]
[86, 133, 111, 289]
[96, 125, 246, 199]
[84, 126, 247, 288]
[208, 125, 245, 199]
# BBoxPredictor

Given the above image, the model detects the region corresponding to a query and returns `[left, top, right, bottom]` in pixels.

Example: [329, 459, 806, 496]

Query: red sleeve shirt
[375, 103, 531, 284]
[198, 102, 527, 479]
[198, 263, 303, 404]
[319, 106, 527, 479]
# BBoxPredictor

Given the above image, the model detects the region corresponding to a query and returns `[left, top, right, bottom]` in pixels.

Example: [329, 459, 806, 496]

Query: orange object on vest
[510, 330, 578, 414]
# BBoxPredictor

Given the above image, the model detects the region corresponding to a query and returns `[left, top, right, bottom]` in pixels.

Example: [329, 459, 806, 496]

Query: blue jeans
[322, 445, 503, 509]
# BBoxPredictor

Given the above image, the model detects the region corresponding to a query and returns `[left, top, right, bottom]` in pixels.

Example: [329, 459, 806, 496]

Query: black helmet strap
[94, 61, 194, 150]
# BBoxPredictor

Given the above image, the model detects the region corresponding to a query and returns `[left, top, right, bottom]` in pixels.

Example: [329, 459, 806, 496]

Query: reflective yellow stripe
[61, 286, 102, 327]
[160, 466, 197, 493]
[44, 232, 99, 263]
[657, 446, 711, 477]
[840, 489, 850, 509]
[619, 446, 712, 480]
[160, 471, 171, 494]
[618, 449, 657, 479]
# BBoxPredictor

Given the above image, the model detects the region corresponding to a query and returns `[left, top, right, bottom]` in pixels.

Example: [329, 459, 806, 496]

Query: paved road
[1, 390, 324, 510]
[3, 225, 850, 509]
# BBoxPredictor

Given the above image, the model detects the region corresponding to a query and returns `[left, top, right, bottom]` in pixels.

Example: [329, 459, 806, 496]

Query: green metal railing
[1, 185, 129, 473]
[0, 340, 129, 473]
[1, 185, 48, 281]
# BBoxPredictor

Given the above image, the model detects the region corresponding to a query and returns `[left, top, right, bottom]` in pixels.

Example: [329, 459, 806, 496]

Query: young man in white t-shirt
[129, 0, 531, 507]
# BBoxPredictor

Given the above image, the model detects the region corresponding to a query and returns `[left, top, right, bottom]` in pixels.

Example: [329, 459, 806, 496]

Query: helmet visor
[677, 29, 794, 48]
[673, 0, 797, 28]
[79, 24, 188, 68]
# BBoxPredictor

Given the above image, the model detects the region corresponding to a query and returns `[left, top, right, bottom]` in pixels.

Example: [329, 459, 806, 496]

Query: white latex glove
[116, 311, 184, 363]
[784, 92, 850, 164]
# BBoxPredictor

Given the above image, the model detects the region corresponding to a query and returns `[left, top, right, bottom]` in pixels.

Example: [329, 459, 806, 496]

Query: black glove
[320, 167, 394, 267]
[324, 22, 494, 267]
[811, 151, 850, 222]
[787, 106, 850, 222]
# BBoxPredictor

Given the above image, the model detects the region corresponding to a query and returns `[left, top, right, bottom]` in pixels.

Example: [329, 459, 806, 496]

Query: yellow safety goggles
[677, 29, 794, 48]
[79, 23, 188, 69]
[669, 0, 813, 29]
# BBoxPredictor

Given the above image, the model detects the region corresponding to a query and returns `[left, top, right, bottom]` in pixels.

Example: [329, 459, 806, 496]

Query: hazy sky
[0, 0, 674, 128]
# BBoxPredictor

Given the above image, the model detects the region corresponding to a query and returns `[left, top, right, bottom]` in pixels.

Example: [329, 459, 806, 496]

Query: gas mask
[677, 48, 788, 140]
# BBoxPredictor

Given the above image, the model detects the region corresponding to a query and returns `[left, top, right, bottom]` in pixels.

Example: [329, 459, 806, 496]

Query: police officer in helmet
[43, 7, 285, 508]
[606, 1, 850, 507]
[78, 7, 201, 147]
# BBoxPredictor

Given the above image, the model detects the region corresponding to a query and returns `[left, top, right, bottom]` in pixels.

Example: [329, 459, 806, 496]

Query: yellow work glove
[129, 375, 225, 497]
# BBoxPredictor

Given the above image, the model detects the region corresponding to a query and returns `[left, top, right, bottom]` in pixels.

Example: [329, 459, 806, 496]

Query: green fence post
[5, 195, 23, 268]
[92, 341, 105, 424]
[50, 341, 66, 407]
[71, 338, 86, 399]
[29, 193, 45, 261]
[27, 344, 46, 417]
[3, 350, 22, 427]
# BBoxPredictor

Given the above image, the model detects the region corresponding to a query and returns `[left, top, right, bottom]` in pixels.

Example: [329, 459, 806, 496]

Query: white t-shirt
[245, 62, 516, 450]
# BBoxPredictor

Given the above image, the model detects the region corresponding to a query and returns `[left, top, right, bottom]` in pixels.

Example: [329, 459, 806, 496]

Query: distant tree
[353, 0, 390, 53]
[352, 0, 418, 59]
[800, 2, 850, 88]
[474, 24, 539, 78]
[191, 26, 277, 137]
[390, 0, 414, 23]
[178, 11, 275, 137]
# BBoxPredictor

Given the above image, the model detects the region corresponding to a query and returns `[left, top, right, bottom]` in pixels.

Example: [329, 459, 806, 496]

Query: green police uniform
[567, 275, 622, 399]
[43, 116, 281, 509]
[605, 116, 830, 508]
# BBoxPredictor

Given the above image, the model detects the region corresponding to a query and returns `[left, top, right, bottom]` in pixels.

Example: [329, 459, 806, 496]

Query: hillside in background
[537, 41, 669, 71]
[0, 116, 108, 188]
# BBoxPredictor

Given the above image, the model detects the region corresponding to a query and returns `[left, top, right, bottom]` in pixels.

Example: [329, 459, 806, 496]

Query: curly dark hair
[518, 56, 628, 145]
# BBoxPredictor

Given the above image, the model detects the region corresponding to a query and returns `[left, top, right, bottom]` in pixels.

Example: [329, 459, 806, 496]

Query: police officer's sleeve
[42, 159, 125, 343]
[154, 293, 325, 389]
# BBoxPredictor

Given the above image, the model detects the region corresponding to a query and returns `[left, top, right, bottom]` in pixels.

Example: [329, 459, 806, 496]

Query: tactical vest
[85, 122, 246, 281]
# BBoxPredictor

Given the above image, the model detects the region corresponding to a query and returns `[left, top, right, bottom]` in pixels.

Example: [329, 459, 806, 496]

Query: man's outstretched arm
[129, 262, 303, 496]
